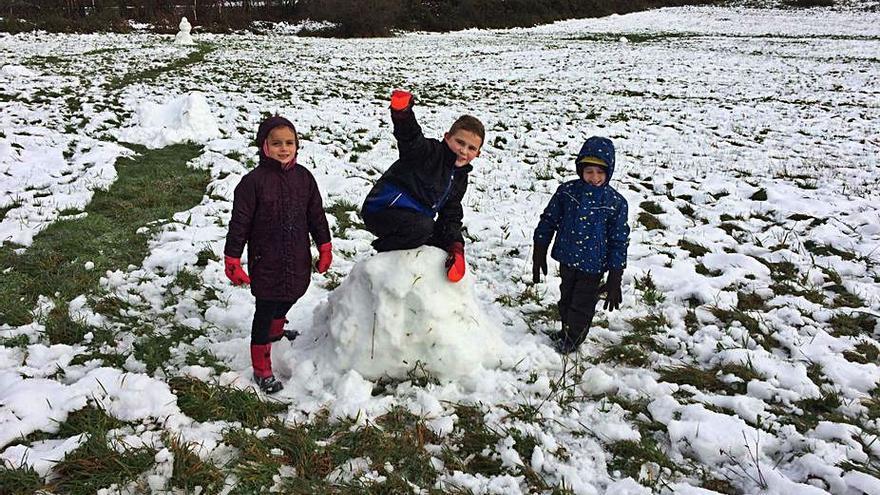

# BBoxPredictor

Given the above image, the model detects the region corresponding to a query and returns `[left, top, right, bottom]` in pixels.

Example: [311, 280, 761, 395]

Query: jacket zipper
[432, 169, 456, 212]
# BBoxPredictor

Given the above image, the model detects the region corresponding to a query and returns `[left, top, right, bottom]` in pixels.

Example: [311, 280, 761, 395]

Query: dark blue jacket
[534, 137, 629, 274]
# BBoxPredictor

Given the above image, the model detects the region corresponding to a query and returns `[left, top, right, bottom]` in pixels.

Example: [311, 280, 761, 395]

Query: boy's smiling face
[444, 130, 482, 167]
[581, 165, 607, 186]
[265, 126, 297, 163]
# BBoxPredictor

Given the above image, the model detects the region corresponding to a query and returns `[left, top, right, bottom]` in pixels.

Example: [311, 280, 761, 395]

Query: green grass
[441, 403, 504, 476]
[0, 463, 43, 495]
[803, 240, 857, 261]
[166, 434, 225, 494]
[678, 239, 709, 257]
[637, 212, 664, 231]
[0, 333, 30, 348]
[52, 433, 156, 495]
[781, 392, 850, 433]
[600, 343, 650, 367]
[736, 291, 767, 311]
[640, 201, 664, 215]
[57, 405, 126, 438]
[169, 376, 288, 428]
[107, 44, 215, 90]
[828, 313, 876, 337]
[843, 341, 880, 365]
[133, 324, 200, 374]
[634, 272, 665, 307]
[0, 143, 207, 328]
[658, 362, 762, 395]
[47, 404, 153, 494]
[607, 438, 675, 480]
[326, 198, 364, 239]
[185, 349, 231, 374]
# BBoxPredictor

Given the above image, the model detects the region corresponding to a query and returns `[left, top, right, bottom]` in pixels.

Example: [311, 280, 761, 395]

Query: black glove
[532, 243, 548, 284]
[599, 269, 623, 311]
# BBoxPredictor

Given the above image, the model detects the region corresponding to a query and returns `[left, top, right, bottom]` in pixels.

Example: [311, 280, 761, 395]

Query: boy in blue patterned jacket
[532, 136, 630, 354]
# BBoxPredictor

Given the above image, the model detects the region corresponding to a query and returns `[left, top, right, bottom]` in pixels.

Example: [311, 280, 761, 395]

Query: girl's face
[581, 165, 607, 186]
[265, 126, 297, 163]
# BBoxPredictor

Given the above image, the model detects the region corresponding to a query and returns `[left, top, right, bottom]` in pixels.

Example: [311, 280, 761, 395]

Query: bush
[783, 0, 834, 6]
[0, 17, 33, 34]
[298, 0, 403, 37]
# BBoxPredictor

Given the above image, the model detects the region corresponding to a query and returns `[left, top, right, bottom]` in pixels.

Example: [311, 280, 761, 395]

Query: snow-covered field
[1, 4, 879, 494]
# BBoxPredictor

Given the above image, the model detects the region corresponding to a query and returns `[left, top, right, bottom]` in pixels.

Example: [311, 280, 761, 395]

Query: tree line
[2, 0, 723, 36]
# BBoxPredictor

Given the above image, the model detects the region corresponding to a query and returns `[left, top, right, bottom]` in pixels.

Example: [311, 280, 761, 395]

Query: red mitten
[445, 242, 465, 283]
[390, 90, 413, 111]
[224, 256, 251, 285]
[316, 242, 332, 274]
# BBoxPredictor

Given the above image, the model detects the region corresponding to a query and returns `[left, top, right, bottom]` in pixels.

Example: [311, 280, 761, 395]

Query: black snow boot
[554, 325, 589, 354]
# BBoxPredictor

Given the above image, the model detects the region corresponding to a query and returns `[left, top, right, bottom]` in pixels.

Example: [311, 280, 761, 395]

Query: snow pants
[251, 299, 296, 345]
[362, 208, 442, 253]
[558, 264, 602, 346]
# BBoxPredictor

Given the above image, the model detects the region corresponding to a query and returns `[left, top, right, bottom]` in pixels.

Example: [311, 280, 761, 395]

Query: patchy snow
[0, 3, 879, 494]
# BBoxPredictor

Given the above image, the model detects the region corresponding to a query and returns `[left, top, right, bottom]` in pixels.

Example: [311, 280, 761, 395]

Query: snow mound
[115, 92, 221, 148]
[1, 65, 37, 77]
[309, 246, 507, 381]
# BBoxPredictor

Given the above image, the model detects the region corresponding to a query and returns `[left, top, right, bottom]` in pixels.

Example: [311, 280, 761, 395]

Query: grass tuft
[166, 434, 225, 494]
[678, 239, 709, 257]
[442, 403, 504, 476]
[0, 463, 43, 495]
[828, 313, 876, 337]
[640, 201, 664, 215]
[50, 407, 155, 495]
[607, 438, 675, 480]
[326, 198, 365, 239]
[170, 376, 287, 428]
[637, 212, 664, 231]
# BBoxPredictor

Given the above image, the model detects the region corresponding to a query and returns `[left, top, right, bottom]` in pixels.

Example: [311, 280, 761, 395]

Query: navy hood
[575, 136, 615, 183]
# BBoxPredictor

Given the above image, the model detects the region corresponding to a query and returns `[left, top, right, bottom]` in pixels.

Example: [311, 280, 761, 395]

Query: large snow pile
[308, 246, 508, 381]
[114, 92, 221, 148]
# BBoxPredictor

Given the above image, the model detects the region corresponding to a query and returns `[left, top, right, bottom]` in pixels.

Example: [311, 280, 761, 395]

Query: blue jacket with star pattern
[533, 140, 630, 274]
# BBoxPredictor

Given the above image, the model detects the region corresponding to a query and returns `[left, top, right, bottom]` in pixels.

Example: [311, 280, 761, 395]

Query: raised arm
[389, 90, 430, 161]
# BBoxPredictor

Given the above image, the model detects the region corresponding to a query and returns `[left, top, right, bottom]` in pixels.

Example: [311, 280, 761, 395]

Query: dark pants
[251, 299, 295, 345]
[558, 264, 602, 346]
[362, 208, 441, 253]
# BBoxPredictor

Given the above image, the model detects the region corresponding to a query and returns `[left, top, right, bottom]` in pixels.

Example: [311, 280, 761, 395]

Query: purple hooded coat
[224, 116, 332, 301]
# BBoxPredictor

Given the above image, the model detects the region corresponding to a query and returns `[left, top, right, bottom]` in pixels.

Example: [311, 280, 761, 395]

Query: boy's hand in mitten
[390, 90, 413, 112]
[532, 243, 548, 284]
[224, 256, 251, 286]
[316, 242, 333, 273]
[599, 269, 624, 311]
[445, 242, 465, 282]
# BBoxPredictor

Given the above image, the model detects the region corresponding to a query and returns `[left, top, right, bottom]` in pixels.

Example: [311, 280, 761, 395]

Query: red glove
[445, 242, 465, 283]
[390, 90, 412, 112]
[224, 256, 251, 286]
[316, 242, 332, 274]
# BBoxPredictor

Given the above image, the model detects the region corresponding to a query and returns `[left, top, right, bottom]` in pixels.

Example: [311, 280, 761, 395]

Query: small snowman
[174, 17, 195, 45]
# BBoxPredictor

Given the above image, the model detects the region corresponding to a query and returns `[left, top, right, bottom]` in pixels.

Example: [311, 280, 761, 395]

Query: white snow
[0, 3, 879, 493]
[114, 92, 221, 148]
[308, 246, 509, 380]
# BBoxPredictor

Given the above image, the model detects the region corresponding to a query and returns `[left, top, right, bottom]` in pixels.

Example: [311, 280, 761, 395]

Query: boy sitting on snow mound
[532, 136, 630, 354]
[360, 90, 484, 283]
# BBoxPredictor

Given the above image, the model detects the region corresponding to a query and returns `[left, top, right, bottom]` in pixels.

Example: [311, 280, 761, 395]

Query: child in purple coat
[224, 115, 333, 393]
